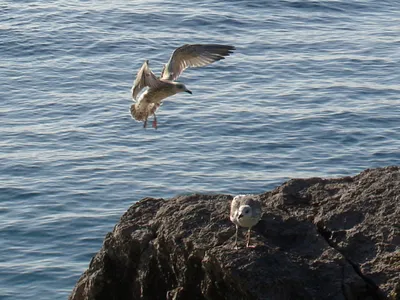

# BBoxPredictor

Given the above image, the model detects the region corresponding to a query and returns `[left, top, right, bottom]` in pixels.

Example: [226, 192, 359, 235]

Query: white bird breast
[234, 206, 259, 228]
[237, 215, 259, 228]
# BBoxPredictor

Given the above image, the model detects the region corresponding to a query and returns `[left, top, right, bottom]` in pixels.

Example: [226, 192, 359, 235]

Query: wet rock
[70, 167, 400, 300]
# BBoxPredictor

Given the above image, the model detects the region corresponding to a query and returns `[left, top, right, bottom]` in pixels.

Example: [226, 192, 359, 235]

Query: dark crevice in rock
[180, 255, 205, 299]
[140, 228, 157, 256]
[316, 223, 387, 300]
[341, 265, 350, 300]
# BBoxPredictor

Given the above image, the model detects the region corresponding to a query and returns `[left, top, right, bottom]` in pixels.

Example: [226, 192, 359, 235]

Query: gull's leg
[152, 113, 157, 129]
[234, 225, 239, 249]
[246, 228, 254, 248]
[246, 228, 257, 248]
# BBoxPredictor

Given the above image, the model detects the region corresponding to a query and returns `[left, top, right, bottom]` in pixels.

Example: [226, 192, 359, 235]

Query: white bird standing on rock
[130, 44, 235, 129]
[230, 195, 262, 249]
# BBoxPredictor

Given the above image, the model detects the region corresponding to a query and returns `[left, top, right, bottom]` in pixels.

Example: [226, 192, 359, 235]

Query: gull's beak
[186, 89, 192, 94]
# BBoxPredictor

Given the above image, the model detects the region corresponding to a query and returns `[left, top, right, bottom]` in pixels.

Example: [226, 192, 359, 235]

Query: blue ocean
[1, 1, 399, 298]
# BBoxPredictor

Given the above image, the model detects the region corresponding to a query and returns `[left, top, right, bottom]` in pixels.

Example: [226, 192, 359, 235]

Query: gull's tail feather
[130, 104, 140, 121]
[130, 102, 160, 122]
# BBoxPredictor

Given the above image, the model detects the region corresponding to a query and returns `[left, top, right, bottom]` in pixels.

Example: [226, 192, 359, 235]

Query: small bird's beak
[238, 214, 243, 219]
[186, 89, 192, 94]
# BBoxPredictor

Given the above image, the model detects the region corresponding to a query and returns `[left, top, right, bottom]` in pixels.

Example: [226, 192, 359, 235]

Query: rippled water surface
[1, 1, 399, 298]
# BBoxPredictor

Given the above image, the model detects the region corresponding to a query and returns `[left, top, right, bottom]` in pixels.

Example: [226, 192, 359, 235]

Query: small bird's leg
[143, 118, 148, 128]
[152, 113, 157, 129]
[246, 228, 252, 248]
[246, 228, 257, 248]
[234, 225, 239, 249]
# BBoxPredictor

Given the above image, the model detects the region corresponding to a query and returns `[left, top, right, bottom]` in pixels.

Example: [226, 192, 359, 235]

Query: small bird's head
[238, 205, 252, 219]
[175, 83, 192, 94]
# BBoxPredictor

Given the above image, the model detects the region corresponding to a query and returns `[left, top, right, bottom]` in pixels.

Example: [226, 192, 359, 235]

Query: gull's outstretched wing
[161, 44, 235, 81]
[131, 60, 162, 101]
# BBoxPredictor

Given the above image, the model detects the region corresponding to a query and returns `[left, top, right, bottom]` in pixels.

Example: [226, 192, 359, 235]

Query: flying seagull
[230, 195, 262, 248]
[130, 44, 235, 129]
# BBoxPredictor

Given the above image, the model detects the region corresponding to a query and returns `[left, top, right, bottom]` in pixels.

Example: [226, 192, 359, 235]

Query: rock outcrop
[70, 166, 400, 300]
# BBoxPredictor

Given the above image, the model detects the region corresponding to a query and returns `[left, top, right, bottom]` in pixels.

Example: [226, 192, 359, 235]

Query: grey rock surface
[70, 166, 400, 300]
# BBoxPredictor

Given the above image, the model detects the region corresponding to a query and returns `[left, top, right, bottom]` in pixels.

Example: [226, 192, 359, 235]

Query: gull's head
[238, 205, 252, 219]
[175, 83, 192, 94]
